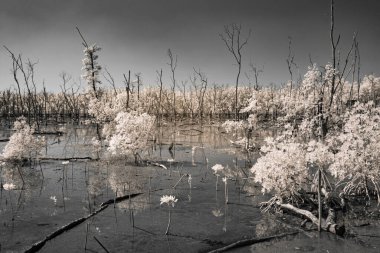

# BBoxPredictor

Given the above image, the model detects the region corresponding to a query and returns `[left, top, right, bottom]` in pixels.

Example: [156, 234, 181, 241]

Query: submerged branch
[24, 205, 108, 253]
[206, 232, 299, 253]
[24, 188, 164, 253]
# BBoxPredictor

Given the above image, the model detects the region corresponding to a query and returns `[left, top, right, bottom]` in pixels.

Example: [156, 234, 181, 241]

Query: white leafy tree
[82, 44, 102, 99]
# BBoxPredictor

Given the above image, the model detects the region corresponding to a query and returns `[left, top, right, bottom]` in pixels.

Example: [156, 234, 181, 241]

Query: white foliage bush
[252, 121, 335, 200]
[251, 136, 310, 198]
[108, 111, 155, 157]
[328, 102, 380, 199]
[1, 117, 45, 161]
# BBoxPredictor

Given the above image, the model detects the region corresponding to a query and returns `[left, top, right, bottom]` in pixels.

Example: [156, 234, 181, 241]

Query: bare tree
[123, 71, 131, 110]
[103, 67, 117, 96]
[60, 72, 73, 118]
[3, 46, 24, 115]
[249, 61, 263, 91]
[135, 72, 142, 101]
[156, 69, 163, 124]
[3, 46, 42, 128]
[220, 24, 250, 121]
[193, 68, 208, 121]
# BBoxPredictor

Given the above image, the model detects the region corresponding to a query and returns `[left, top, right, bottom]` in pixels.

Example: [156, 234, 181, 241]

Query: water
[0, 123, 379, 252]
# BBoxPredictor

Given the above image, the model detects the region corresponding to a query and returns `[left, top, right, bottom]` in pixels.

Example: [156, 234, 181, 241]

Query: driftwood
[278, 202, 345, 236]
[148, 161, 168, 170]
[206, 232, 299, 253]
[23, 189, 162, 253]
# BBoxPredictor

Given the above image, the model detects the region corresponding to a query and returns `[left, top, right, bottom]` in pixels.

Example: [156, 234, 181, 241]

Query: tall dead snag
[355, 40, 361, 101]
[76, 27, 102, 99]
[286, 36, 298, 97]
[167, 49, 177, 122]
[325, 0, 340, 128]
[220, 24, 250, 121]
[135, 72, 142, 101]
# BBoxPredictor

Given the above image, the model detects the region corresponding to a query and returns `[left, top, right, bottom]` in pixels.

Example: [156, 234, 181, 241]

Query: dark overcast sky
[0, 0, 379, 92]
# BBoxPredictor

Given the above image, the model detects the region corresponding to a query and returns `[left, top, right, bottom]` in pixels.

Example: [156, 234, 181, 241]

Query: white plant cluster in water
[3, 183, 16, 190]
[1, 117, 45, 161]
[160, 195, 178, 207]
[107, 111, 155, 157]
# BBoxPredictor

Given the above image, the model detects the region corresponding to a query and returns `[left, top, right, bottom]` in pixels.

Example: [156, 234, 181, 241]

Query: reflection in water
[3, 182, 16, 190]
[212, 208, 224, 217]
[86, 161, 150, 215]
[107, 165, 145, 196]
[0, 163, 44, 225]
[255, 215, 290, 238]
[1, 163, 43, 196]
[223, 203, 228, 232]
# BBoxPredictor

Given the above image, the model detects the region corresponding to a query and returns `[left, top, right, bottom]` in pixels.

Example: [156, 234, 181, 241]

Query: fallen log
[278, 202, 345, 236]
[147, 161, 168, 170]
[100, 192, 143, 207]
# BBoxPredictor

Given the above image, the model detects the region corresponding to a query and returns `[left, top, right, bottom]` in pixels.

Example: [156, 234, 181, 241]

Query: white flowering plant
[160, 195, 178, 207]
[160, 195, 178, 235]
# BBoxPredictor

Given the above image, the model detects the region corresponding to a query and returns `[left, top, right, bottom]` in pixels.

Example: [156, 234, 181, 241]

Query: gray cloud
[0, 0, 379, 92]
